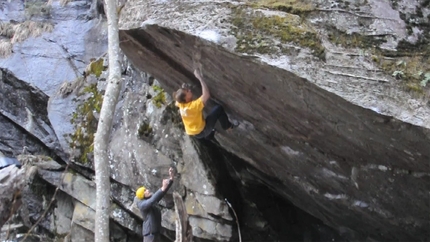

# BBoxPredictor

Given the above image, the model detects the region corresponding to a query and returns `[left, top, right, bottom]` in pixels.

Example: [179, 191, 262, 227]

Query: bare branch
[322, 69, 389, 83]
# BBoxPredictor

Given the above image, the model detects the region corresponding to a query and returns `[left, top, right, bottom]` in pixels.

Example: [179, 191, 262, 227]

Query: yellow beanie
[136, 186, 146, 200]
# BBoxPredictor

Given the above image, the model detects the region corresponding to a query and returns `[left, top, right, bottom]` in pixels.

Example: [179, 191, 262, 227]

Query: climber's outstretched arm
[194, 69, 210, 105]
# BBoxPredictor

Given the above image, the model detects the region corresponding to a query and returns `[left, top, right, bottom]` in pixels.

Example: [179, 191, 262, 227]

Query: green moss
[39, 155, 53, 161]
[381, 4, 430, 92]
[152, 85, 166, 108]
[328, 25, 430, 93]
[230, 6, 325, 59]
[138, 121, 153, 137]
[377, 55, 430, 93]
[89, 58, 105, 78]
[152, 85, 163, 92]
[371, 55, 379, 62]
[153, 92, 166, 108]
[251, 0, 315, 15]
[328, 28, 386, 49]
[69, 83, 103, 164]
[405, 82, 425, 93]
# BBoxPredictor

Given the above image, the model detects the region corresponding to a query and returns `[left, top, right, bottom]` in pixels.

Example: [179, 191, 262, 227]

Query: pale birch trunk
[173, 192, 193, 242]
[94, 0, 122, 241]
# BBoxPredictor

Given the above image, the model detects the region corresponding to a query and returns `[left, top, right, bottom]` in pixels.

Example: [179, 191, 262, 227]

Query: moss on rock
[230, 6, 325, 59]
[69, 83, 103, 164]
[328, 28, 387, 49]
[251, 0, 315, 15]
[88, 58, 105, 78]
[152, 85, 166, 108]
[378, 54, 430, 93]
[327, 26, 430, 93]
[138, 121, 153, 137]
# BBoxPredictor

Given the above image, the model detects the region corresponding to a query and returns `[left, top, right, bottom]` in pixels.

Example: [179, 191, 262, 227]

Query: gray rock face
[1, 155, 142, 242]
[118, 0, 430, 240]
[37, 168, 143, 236]
[2, 0, 430, 241]
[2, 0, 238, 240]
[0, 0, 108, 155]
[103, 65, 235, 241]
[24, 58, 236, 241]
[0, 68, 64, 159]
[0, 0, 107, 96]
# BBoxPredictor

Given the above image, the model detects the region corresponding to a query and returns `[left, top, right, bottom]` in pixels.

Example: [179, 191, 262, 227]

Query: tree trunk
[173, 192, 193, 242]
[94, 0, 122, 241]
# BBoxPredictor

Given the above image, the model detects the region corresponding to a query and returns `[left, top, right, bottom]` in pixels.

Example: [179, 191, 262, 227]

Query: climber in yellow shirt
[174, 69, 236, 139]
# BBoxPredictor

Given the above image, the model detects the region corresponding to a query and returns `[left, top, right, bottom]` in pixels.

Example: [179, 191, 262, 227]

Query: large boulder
[2, 0, 430, 241]
[118, 0, 430, 241]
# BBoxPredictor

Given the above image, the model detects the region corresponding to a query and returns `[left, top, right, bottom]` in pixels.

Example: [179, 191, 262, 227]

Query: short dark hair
[173, 88, 188, 103]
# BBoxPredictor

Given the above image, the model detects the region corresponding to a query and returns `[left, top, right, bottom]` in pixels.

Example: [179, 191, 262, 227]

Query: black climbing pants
[195, 105, 232, 139]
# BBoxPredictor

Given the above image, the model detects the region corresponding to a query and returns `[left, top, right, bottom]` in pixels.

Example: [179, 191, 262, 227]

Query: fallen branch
[324, 49, 366, 56]
[1, 223, 23, 232]
[322, 69, 389, 83]
[324, 64, 382, 72]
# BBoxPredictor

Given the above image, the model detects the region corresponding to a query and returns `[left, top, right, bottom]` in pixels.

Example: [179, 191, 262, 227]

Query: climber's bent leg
[205, 105, 232, 130]
[194, 105, 232, 139]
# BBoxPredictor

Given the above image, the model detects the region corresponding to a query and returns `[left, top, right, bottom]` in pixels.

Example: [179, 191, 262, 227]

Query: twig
[225, 198, 241, 242]
[361, 33, 397, 37]
[325, 49, 365, 56]
[324, 64, 382, 72]
[1, 223, 23, 232]
[322, 69, 389, 82]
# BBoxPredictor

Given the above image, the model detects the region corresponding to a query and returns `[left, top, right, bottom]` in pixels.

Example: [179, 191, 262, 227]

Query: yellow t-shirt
[176, 97, 206, 135]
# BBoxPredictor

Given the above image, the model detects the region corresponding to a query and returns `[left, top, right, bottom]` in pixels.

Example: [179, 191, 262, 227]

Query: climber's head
[136, 186, 152, 200]
[174, 86, 193, 103]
